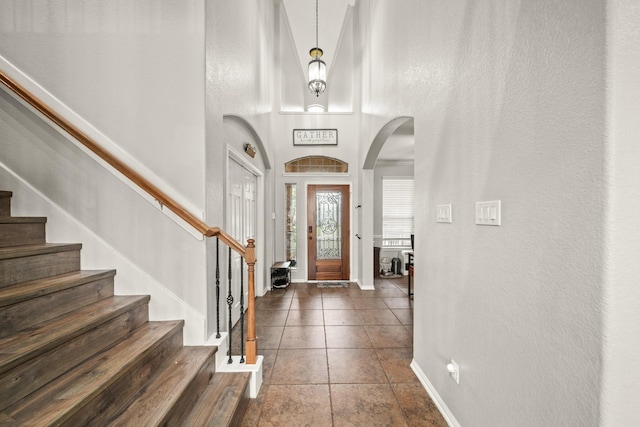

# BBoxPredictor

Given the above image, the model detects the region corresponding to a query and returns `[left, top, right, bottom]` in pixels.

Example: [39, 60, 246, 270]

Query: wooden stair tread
[0, 189, 256, 426]
[109, 346, 218, 426]
[4, 321, 184, 426]
[182, 372, 251, 426]
[0, 270, 116, 308]
[0, 412, 18, 426]
[0, 294, 149, 374]
[0, 217, 47, 224]
[0, 243, 82, 260]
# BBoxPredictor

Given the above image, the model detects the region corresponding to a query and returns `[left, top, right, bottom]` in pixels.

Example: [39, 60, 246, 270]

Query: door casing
[307, 184, 350, 281]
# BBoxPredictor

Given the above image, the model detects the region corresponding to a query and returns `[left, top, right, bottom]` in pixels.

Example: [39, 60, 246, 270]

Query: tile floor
[234, 276, 448, 427]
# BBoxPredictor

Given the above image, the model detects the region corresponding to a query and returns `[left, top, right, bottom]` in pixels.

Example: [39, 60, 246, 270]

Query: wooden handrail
[1, 69, 258, 363]
[0, 70, 246, 257]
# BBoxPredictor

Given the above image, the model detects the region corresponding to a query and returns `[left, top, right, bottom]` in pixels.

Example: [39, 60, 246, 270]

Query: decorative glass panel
[316, 191, 342, 260]
[285, 184, 297, 266]
[284, 156, 348, 173]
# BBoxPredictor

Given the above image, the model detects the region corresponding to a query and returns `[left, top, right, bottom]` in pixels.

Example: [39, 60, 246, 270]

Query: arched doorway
[361, 117, 415, 289]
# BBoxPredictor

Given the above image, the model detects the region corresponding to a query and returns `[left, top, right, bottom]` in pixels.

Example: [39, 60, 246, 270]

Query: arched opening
[360, 117, 415, 289]
[221, 115, 273, 302]
[223, 114, 272, 170]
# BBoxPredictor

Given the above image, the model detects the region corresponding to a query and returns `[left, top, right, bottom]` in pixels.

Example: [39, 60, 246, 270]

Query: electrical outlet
[447, 359, 460, 384]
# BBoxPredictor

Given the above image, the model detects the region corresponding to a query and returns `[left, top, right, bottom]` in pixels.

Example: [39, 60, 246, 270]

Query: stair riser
[159, 357, 217, 426]
[0, 250, 80, 288]
[0, 303, 149, 411]
[0, 197, 10, 217]
[64, 328, 185, 427]
[183, 373, 252, 426]
[0, 276, 115, 338]
[0, 223, 46, 248]
[0, 190, 231, 426]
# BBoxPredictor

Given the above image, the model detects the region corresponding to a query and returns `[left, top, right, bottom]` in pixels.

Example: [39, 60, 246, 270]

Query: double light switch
[475, 200, 501, 226]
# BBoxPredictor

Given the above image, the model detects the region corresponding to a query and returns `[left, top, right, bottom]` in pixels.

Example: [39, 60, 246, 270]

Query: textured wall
[0, 0, 206, 208]
[0, 88, 208, 344]
[0, 0, 210, 343]
[601, 0, 640, 424]
[358, 1, 608, 425]
[204, 0, 275, 336]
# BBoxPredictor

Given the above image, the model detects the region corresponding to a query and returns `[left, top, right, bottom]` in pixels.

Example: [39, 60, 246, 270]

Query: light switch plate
[437, 204, 452, 223]
[475, 200, 501, 226]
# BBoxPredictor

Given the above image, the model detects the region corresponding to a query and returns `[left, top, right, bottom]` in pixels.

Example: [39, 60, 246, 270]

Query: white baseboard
[411, 360, 461, 427]
[207, 332, 263, 398]
[356, 278, 375, 290]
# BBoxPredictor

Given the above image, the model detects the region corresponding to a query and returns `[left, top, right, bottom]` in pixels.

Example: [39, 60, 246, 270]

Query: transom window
[284, 156, 348, 173]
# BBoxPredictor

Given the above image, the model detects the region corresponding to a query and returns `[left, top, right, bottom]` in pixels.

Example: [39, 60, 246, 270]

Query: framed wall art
[293, 129, 338, 146]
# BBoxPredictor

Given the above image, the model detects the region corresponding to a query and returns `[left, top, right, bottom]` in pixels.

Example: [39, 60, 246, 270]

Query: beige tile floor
[234, 276, 448, 427]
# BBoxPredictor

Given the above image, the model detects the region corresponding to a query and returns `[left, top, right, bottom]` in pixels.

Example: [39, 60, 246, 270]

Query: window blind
[382, 178, 414, 246]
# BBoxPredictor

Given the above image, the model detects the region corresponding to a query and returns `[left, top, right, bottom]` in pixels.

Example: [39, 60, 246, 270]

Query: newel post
[244, 239, 258, 364]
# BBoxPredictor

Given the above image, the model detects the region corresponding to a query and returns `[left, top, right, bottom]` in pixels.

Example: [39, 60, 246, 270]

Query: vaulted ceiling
[281, 0, 355, 83]
[279, 0, 414, 163]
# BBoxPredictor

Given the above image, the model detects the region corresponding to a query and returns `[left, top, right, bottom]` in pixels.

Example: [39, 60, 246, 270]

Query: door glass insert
[285, 184, 297, 266]
[316, 191, 342, 260]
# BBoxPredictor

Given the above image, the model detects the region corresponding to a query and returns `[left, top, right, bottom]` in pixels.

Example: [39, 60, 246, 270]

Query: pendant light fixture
[308, 0, 326, 97]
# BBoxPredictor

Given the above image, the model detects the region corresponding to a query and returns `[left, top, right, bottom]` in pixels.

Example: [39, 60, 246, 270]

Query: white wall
[278, 1, 355, 113]
[0, 0, 210, 344]
[0, 0, 206, 209]
[358, 1, 610, 425]
[601, 0, 640, 424]
[205, 0, 275, 335]
[0, 0, 279, 344]
[0, 89, 207, 344]
[272, 113, 360, 283]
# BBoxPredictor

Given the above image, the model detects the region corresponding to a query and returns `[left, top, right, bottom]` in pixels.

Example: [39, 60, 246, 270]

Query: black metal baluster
[227, 246, 233, 364]
[216, 238, 221, 339]
[240, 256, 245, 363]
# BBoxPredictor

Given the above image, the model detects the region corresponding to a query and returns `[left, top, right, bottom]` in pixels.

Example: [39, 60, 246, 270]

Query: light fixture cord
[315, 0, 319, 55]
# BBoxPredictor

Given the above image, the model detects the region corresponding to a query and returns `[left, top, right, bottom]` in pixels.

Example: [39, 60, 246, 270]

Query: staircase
[0, 190, 250, 426]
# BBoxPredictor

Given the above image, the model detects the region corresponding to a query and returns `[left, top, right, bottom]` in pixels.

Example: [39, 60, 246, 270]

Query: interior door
[307, 185, 350, 281]
[228, 158, 257, 325]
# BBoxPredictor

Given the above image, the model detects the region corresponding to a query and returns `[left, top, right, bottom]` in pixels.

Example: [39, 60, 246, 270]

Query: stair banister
[0, 69, 257, 365]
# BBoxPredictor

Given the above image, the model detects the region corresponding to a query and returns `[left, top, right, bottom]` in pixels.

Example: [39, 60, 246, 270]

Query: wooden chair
[408, 265, 414, 297]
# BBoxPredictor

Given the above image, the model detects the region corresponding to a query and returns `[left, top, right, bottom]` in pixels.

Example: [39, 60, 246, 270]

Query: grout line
[239, 277, 422, 425]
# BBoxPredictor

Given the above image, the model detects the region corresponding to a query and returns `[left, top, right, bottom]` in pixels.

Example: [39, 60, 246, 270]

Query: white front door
[228, 158, 257, 325]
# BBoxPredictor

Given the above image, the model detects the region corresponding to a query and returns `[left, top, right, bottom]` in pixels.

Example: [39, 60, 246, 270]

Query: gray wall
[358, 1, 612, 425]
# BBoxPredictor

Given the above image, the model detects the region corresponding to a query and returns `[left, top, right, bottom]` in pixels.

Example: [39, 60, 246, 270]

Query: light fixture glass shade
[308, 48, 326, 97]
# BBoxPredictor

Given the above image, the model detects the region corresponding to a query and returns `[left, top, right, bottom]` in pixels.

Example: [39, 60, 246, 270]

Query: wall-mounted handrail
[0, 69, 257, 363]
[0, 70, 246, 256]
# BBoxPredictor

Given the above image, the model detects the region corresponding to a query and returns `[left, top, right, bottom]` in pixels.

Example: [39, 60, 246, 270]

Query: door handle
[308, 226, 313, 233]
